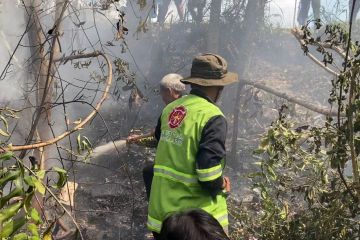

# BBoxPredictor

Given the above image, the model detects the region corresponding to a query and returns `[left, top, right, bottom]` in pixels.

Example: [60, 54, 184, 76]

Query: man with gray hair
[127, 73, 186, 199]
[127, 73, 185, 144]
[159, 73, 186, 105]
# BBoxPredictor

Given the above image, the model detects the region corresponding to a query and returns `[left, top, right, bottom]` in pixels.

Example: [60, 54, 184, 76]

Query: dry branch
[319, 42, 347, 59]
[0, 51, 112, 153]
[291, 28, 340, 77]
[54, 51, 102, 63]
[292, 28, 347, 58]
[242, 79, 341, 117]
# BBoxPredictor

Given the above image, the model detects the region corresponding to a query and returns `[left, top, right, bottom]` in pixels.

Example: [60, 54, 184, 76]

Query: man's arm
[154, 116, 161, 141]
[126, 130, 157, 148]
[196, 115, 228, 198]
[126, 116, 161, 148]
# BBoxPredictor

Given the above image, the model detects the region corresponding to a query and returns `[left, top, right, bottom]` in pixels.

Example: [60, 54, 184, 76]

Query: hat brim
[180, 72, 239, 86]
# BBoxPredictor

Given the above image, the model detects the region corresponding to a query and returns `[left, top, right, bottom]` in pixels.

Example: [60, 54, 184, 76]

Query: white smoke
[0, 1, 27, 103]
[90, 139, 127, 158]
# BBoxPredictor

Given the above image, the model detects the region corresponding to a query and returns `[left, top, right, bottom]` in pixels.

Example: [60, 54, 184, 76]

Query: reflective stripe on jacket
[147, 94, 228, 233]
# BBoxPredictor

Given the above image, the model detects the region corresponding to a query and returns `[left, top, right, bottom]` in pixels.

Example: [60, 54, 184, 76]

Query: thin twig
[291, 29, 340, 77]
[0, 13, 32, 80]
[292, 28, 347, 59]
[1, 52, 112, 153]
[337, 165, 358, 202]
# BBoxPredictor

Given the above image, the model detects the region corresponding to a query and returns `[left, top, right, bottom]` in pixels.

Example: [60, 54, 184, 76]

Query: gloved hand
[126, 134, 142, 144]
[222, 176, 231, 193]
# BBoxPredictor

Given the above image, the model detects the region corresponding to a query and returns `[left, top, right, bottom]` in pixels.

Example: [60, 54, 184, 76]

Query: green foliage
[76, 134, 93, 157]
[248, 111, 359, 239]
[237, 23, 360, 239]
[0, 152, 68, 239]
[0, 108, 19, 140]
[52, 167, 67, 189]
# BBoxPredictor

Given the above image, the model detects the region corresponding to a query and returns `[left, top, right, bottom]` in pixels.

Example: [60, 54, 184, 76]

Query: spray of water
[90, 139, 127, 158]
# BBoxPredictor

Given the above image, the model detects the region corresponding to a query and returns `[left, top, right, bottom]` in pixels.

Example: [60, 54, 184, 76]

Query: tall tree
[20, 0, 68, 169]
[207, 0, 223, 52]
[230, 0, 267, 167]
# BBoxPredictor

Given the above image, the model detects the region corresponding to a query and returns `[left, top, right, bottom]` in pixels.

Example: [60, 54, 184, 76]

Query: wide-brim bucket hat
[181, 53, 238, 86]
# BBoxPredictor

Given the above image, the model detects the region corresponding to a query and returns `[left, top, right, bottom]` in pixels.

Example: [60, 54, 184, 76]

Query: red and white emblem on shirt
[168, 106, 187, 129]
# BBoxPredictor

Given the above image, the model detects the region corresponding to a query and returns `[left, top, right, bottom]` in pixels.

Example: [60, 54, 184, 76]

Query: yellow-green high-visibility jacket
[147, 93, 228, 233]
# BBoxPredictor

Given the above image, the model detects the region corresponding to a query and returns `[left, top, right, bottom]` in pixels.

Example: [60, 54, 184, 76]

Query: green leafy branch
[0, 152, 69, 239]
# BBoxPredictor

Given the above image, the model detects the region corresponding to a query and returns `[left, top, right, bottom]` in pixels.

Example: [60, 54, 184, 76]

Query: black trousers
[153, 232, 160, 239]
[142, 162, 154, 200]
[143, 162, 159, 238]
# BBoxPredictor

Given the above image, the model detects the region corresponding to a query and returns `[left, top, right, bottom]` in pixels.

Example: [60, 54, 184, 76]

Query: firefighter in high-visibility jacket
[147, 53, 238, 236]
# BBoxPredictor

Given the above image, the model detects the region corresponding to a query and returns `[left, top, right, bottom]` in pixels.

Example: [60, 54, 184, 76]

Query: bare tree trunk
[23, 0, 49, 163]
[21, 0, 67, 171]
[37, 0, 65, 169]
[230, 0, 266, 168]
[207, 0, 222, 52]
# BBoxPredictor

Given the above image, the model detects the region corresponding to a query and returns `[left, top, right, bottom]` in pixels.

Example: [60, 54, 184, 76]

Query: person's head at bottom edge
[159, 209, 230, 240]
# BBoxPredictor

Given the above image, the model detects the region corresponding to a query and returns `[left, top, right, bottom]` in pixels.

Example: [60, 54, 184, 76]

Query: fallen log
[242, 79, 342, 117]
